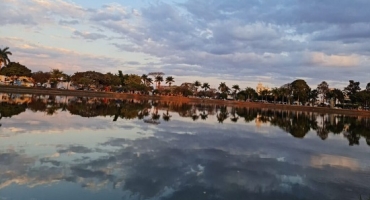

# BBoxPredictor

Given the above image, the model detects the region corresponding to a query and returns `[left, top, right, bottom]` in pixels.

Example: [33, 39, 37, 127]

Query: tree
[244, 87, 256, 101]
[317, 81, 329, 103]
[355, 91, 370, 108]
[231, 85, 240, 99]
[32, 71, 51, 84]
[194, 81, 201, 93]
[218, 82, 229, 94]
[366, 82, 370, 91]
[124, 74, 144, 92]
[344, 80, 361, 103]
[118, 70, 127, 86]
[155, 75, 163, 89]
[330, 88, 344, 104]
[280, 83, 293, 104]
[79, 77, 93, 88]
[0, 47, 12, 67]
[0, 62, 31, 77]
[260, 89, 270, 101]
[141, 74, 148, 85]
[291, 79, 310, 103]
[271, 87, 280, 103]
[146, 77, 153, 86]
[308, 89, 319, 105]
[165, 76, 175, 87]
[201, 82, 210, 91]
[50, 69, 64, 82]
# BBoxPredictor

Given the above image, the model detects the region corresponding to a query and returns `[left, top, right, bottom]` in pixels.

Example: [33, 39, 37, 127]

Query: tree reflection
[1, 93, 370, 146]
[162, 110, 172, 121]
[216, 106, 229, 123]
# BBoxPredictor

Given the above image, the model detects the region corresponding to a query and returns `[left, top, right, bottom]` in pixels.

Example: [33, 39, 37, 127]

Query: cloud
[310, 52, 360, 67]
[1, 0, 370, 88]
[59, 19, 79, 25]
[73, 30, 107, 40]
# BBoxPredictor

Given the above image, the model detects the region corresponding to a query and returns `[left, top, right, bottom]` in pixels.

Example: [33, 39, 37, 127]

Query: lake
[0, 93, 369, 200]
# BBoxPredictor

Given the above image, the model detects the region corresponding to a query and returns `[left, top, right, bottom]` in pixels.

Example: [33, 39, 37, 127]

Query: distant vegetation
[1, 46, 370, 108]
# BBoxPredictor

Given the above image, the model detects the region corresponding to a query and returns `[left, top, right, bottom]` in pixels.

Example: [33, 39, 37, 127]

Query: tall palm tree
[165, 76, 175, 87]
[146, 77, 153, 86]
[260, 89, 270, 101]
[271, 87, 280, 103]
[0, 47, 12, 67]
[201, 82, 210, 91]
[218, 82, 229, 94]
[141, 74, 148, 85]
[232, 84, 240, 100]
[194, 80, 201, 93]
[155, 75, 163, 89]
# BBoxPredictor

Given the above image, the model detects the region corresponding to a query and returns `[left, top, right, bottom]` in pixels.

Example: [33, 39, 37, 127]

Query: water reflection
[1, 93, 369, 146]
[0, 93, 370, 200]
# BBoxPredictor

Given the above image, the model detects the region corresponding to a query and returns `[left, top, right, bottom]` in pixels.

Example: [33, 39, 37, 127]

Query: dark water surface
[0, 94, 369, 200]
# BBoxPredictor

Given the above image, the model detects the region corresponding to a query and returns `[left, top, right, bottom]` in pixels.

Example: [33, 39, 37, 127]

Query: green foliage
[344, 80, 361, 103]
[291, 79, 310, 103]
[165, 76, 175, 86]
[327, 88, 344, 104]
[317, 81, 329, 102]
[174, 86, 193, 97]
[218, 82, 229, 94]
[201, 82, 210, 91]
[32, 71, 51, 84]
[0, 62, 31, 77]
[155, 75, 164, 88]
[355, 91, 370, 107]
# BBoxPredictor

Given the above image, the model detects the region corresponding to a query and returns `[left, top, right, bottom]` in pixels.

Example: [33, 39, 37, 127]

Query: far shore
[1, 85, 370, 117]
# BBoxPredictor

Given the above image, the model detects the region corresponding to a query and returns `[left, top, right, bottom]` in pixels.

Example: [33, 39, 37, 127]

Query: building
[256, 82, 270, 95]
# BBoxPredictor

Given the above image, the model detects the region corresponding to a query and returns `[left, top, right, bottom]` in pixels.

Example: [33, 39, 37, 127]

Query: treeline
[1, 47, 370, 107]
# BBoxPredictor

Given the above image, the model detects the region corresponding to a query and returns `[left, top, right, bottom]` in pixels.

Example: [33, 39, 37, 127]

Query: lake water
[0, 94, 369, 200]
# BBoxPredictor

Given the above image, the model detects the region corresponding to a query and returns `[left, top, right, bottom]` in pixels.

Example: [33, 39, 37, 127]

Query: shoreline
[1, 85, 370, 117]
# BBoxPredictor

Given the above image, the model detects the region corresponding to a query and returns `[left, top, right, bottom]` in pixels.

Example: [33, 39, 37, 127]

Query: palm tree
[218, 82, 229, 93]
[232, 84, 240, 100]
[0, 47, 12, 67]
[200, 111, 208, 120]
[271, 87, 280, 103]
[146, 77, 153, 86]
[194, 80, 201, 93]
[141, 74, 148, 85]
[165, 76, 175, 87]
[244, 87, 256, 101]
[260, 89, 270, 101]
[155, 75, 163, 89]
[162, 110, 172, 121]
[201, 82, 210, 91]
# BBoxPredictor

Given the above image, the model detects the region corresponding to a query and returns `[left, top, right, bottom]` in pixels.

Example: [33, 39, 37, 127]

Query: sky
[1, 0, 370, 89]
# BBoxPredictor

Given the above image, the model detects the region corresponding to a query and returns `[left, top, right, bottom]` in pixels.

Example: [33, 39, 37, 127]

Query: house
[0, 75, 11, 85]
[17, 76, 34, 87]
[57, 81, 76, 90]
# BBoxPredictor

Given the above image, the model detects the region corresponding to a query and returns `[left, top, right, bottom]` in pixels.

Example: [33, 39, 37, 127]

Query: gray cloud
[59, 19, 79, 25]
[2, 0, 370, 88]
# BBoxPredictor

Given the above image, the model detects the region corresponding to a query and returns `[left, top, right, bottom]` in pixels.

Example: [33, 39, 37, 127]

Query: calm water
[0, 94, 369, 200]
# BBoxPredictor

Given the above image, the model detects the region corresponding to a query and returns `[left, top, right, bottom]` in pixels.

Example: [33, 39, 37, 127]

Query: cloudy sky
[1, 0, 370, 89]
